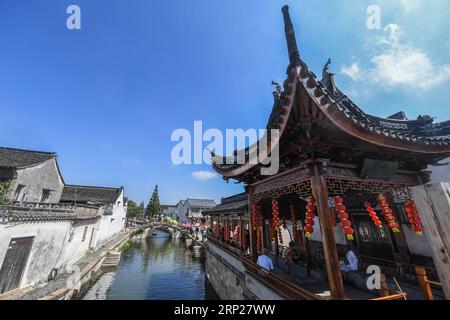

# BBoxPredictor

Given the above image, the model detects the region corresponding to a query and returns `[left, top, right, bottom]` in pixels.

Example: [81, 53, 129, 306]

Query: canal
[82, 230, 219, 300]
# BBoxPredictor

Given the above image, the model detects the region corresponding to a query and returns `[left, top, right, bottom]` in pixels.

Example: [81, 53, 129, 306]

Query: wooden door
[353, 215, 394, 260]
[0, 237, 34, 294]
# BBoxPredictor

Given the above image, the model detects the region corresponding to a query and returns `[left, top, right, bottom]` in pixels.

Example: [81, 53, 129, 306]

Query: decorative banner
[405, 199, 424, 236]
[365, 202, 383, 229]
[304, 197, 316, 238]
[376, 194, 401, 233]
[272, 199, 281, 242]
[252, 204, 263, 253]
[333, 196, 355, 241]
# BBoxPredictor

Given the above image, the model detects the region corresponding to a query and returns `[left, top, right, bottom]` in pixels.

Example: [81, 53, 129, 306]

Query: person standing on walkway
[257, 248, 274, 276]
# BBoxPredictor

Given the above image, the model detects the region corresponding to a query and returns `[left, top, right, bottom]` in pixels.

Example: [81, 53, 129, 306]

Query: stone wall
[205, 247, 245, 300]
[206, 242, 285, 300]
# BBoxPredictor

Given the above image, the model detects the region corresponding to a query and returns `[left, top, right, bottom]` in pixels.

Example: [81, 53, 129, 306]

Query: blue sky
[1, 0, 449, 205]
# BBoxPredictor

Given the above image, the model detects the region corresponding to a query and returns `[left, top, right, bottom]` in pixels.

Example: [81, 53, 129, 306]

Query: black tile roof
[1, 205, 76, 222]
[204, 193, 248, 216]
[0, 147, 56, 169]
[185, 199, 216, 208]
[318, 68, 450, 146]
[60, 185, 122, 205]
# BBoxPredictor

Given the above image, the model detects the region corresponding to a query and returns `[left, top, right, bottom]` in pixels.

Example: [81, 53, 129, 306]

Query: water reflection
[82, 230, 219, 300]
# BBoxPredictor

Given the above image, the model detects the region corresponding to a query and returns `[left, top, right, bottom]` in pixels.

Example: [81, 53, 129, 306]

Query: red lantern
[405, 199, 424, 236]
[304, 197, 316, 238]
[252, 204, 263, 253]
[377, 194, 400, 233]
[333, 196, 355, 241]
[291, 205, 304, 248]
[365, 202, 383, 229]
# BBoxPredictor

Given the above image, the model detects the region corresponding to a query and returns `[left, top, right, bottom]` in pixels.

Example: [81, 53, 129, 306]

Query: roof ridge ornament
[320, 58, 338, 96]
[271, 80, 283, 101]
[282, 5, 300, 68]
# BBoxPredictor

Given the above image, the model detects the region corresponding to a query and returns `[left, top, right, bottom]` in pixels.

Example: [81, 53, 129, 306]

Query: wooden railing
[415, 266, 443, 300]
[207, 237, 323, 300]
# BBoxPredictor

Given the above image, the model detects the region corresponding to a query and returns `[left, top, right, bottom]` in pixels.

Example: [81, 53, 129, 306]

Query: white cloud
[370, 24, 450, 91]
[341, 24, 450, 91]
[401, 0, 418, 13]
[341, 63, 361, 81]
[192, 171, 217, 181]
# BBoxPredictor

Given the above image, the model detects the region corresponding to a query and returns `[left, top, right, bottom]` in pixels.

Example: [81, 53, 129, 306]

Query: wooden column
[411, 182, 450, 300]
[310, 163, 346, 300]
[248, 186, 257, 260]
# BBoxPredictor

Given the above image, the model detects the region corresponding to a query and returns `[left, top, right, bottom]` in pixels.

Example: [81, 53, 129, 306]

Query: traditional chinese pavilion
[207, 6, 450, 300]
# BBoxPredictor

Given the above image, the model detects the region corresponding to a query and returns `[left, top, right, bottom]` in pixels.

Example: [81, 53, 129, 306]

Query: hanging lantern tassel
[304, 197, 316, 238]
[334, 196, 355, 241]
[405, 199, 424, 236]
[377, 194, 401, 233]
[365, 202, 383, 229]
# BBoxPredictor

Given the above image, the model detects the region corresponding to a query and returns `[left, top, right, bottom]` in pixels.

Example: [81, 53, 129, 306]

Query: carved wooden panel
[325, 166, 418, 185]
[253, 179, 312, 202]
[252, 167, 310, 194]
[326, 178, 410, 199]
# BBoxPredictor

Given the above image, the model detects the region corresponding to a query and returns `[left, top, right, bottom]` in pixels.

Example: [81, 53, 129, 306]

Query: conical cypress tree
[145, 185, 161, 218]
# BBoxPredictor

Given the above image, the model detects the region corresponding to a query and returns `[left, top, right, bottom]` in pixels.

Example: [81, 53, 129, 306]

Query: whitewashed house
[175, 198, 216, 225]
[0, 147, 65, 203]
[0, 147, 127, 294]
[59, 185, 127, 250]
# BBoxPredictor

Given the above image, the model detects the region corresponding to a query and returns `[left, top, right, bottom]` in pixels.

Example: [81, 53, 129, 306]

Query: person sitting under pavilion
[339, 247, 359, 274]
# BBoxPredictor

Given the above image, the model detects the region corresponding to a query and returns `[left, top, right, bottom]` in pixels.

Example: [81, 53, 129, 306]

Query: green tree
[126, 200, 145, 219]
[145, 185, 161, 219]
[0, 181, 11, 206]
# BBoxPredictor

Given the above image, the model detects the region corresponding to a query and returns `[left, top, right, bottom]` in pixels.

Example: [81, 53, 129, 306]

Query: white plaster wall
[93, 190, 126, 249]
[401, 224, 433, 257]
[9, 159, 64, 203]
[307, 217, 347, 245]
[0, 221, 71, 287]
[59, 221, 98, 266]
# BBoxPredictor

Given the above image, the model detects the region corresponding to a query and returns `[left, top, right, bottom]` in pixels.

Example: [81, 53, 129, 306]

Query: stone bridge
[143, 222, 182, 238]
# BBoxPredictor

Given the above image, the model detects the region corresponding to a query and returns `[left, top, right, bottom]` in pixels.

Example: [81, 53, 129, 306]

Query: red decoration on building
[215, 223, 220, 237]
[272, 199, 281, 242]
[365, 202, 383, 229]
[252, 204, 263, 253]
[333, 196, 355, 241]
[241, 227, 247, 249]
[405, 199, 424, 236]
[223, 223, 227, 240]
[304, 197, 316, 238]
[376, 194, 400, 233]
[291, 205, 304, 247]
[278, 231, 284, 245]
